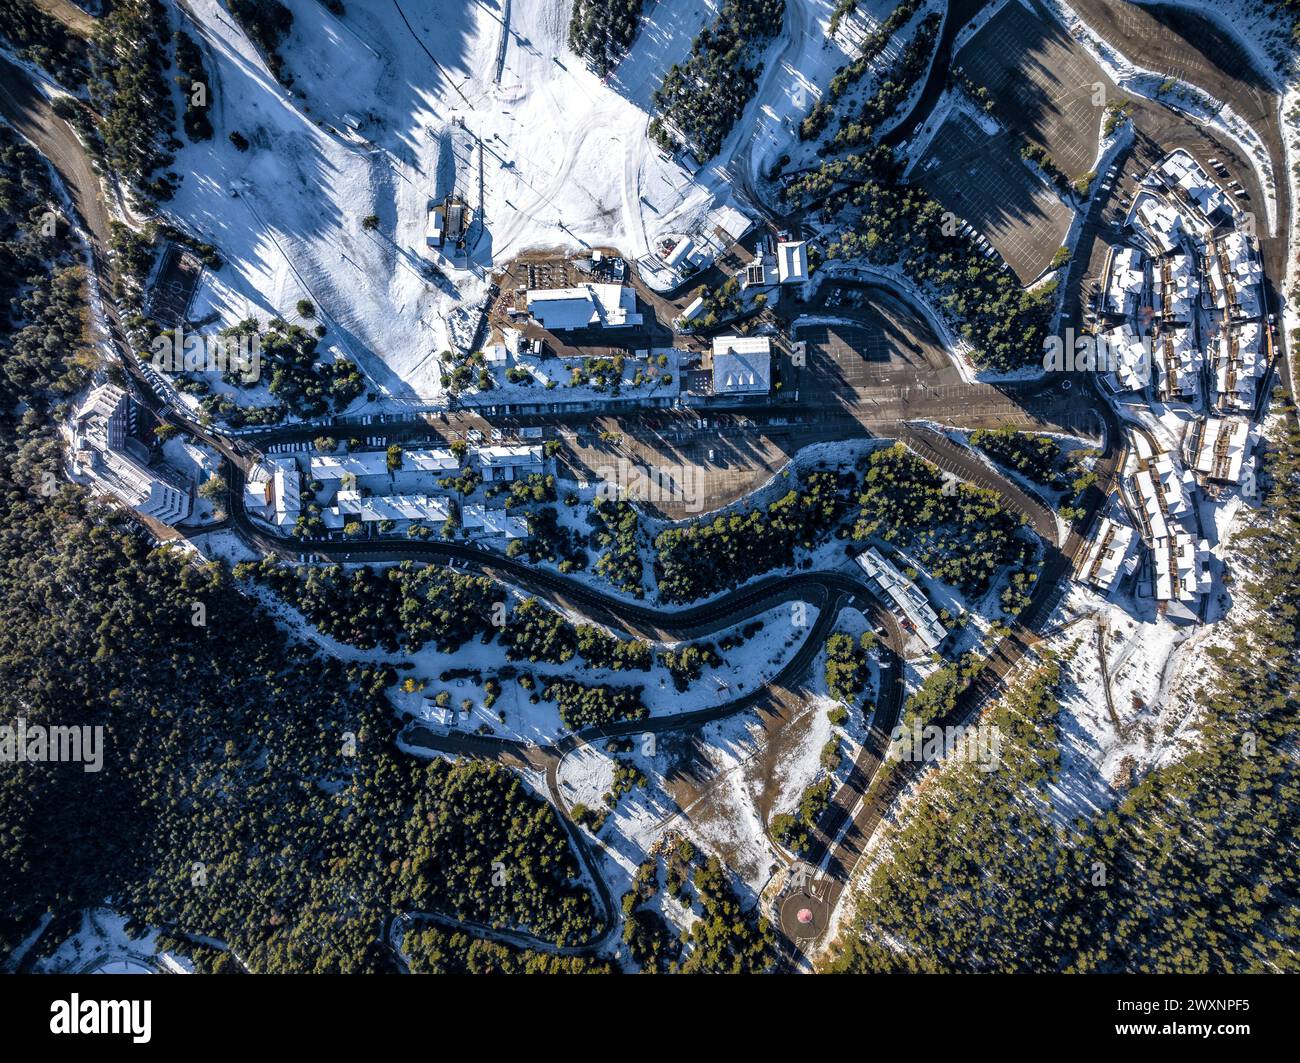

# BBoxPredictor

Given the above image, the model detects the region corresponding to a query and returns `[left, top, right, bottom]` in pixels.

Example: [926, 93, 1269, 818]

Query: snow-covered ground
[163, 0, 875, 410]
[29, 908, 194, 974]
[1040, 458, 1253, 823]
[247, 570, 817, 745]
[770, 606, 877, 819]
[556, 708, 779, 920]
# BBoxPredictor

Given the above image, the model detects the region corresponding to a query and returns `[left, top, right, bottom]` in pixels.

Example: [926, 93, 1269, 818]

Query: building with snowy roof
[526, 284, 643, 331]
[1214, 321, 1264, 413]
[69, 384, 192, 525]
[245, 455, 301, 529]
[1135, 198, 1185, 254]
[1206, 232, 1264, 319]
[1076, 514, 1138, 595]
[334, 491, 450, 525]
[1153, 529, 1212, 614]
[1105, 246, 1146, 317]
[855, 547, 948, 650]
[710, 336, 771, 396]
[1157, 252, 1196, 322]
[1156, 151, 1234, 225]
[1101, 325, 1152, 393]
[311, 449, 460, 484]
[776, 241, 809, 285]
[1154, 326, 1202, 404]
[463, 504, 528, 539]
[1191, 416, 1255, 486]
[477, 445, 544, 482]
[1126, 455, 1196, 544]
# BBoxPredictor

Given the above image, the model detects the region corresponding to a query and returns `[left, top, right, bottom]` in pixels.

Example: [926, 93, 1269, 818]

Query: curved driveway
[2, 20, 1136, 962]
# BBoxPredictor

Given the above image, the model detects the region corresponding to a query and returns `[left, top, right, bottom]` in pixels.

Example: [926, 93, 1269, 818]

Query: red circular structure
[779, 891, 828, 940]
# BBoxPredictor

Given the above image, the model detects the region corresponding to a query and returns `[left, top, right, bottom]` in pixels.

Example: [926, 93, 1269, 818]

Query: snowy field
[26, 909, 194, 975]
[152, 0, 959, 409]
[160, 0, 870, 408]
[556, 708, 779, 920]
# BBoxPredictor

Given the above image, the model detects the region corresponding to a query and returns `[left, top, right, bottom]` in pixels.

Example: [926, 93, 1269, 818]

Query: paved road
[0, 9, 1238, 965]
[0, 53, 111, 248]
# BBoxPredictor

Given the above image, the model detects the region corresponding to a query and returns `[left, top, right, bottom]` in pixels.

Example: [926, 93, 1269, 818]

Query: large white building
[245, 455, 301, 529]
[710, 336, 771, 396]
[855, 547, 948, 650]
[776, 240, 809, 285]
[525, 284, 643, 331]
[1076, 514, 1138, 595]
[69, 384, 192, 524]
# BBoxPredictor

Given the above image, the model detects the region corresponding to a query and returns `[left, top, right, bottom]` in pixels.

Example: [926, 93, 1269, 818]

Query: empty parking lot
[958, 0, 1112, 178]
[915, 110, 1074, 282]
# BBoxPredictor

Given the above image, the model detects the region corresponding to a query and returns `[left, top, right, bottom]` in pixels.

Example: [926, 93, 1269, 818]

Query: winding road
[0, 0, 1267, 967]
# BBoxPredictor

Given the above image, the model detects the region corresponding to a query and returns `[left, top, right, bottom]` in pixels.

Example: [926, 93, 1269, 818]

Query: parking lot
[958, 0, 1111, 178]
[915, 110, 1074, 282]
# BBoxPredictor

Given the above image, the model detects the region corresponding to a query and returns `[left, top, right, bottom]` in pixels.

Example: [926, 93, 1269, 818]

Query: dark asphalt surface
[2, 0, 1282, 963]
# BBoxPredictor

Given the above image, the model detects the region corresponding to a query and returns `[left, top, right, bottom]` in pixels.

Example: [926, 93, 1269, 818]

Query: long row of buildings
[1082, 150, 1269, 620]
[855, 546, 948, 652]
[244, 443, 544, 538]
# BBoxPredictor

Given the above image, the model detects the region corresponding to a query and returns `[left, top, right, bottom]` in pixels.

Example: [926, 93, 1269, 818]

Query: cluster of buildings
[490, 269, 777, 410]
[678, 235, 810, 328]
[1081, 151, 1271, 621]
[68, 384, 193, 525]
[1080, 447, 1214, 623]
[245, 443, 542, 538]
[1119, 453, 1212, 621]
[638, 203, 753, 293]
[855, 546, 948, 652]
[1100, 149, 1270, 417]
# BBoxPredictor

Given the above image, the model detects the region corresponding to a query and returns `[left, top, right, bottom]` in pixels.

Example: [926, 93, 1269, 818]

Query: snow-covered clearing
[770, 606, 876, 818]
[29, 908, 195, 974]
[164, 0, 713, 404]
[161, 0, 885, 409]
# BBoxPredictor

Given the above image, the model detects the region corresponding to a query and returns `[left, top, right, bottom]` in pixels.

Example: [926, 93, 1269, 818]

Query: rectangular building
[855, 547, 948, 650]
[1191, 416, 1254, 485]
[710, 336, 771, 396]
[1076, 515, 1137, 595]
[526, 284, 643, 331]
